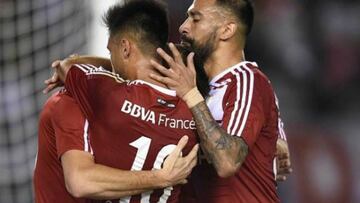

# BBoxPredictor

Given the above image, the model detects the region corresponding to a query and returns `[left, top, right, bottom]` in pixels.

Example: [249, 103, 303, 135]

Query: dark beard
[180, 32, 216, 69]
[179, 33, 217, 98]
[177, 37, 214, 98]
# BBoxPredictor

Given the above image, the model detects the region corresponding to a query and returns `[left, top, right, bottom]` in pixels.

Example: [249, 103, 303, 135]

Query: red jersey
[65, 64, 197, 203]
[34, 90, 91, 203]
[181, 61, 280, 203]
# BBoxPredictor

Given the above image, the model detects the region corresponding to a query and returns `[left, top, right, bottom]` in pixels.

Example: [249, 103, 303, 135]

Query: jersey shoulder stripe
[226, 64, 255, 137]
[73, 64, 126, 83]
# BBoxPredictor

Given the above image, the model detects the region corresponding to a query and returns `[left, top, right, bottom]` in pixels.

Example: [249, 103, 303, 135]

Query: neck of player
[204, 41, 246, 81]
[135, 57, 168, 88]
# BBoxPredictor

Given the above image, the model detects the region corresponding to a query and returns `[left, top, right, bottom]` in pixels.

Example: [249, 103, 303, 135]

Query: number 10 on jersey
[120, 136, 177, 203]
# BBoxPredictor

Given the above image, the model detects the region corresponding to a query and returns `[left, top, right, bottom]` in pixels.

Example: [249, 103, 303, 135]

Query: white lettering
[146, 112, 156, 124]
[130, 104, 142, 117]
[121, 101, 196, 129]
[169, 118, 176, 128]
[190, 120, 196, 129]
[158, 114, 166, 126]
[183, 120, 190, 129]
[141, 107, 150, 120]
[121, 100, 133, 114]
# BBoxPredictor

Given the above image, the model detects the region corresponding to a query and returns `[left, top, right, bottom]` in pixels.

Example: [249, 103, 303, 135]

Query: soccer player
[149, 0, 290, 202]
[34, 1, 199, 203]
[44, 1, 291, 202]
[34, 88, 196, 203]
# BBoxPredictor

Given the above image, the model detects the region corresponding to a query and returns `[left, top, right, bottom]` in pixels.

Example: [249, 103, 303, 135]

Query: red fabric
[65, 65, 197, 203]
[181, 63, 280, 203]
[33, 90, 87, 203]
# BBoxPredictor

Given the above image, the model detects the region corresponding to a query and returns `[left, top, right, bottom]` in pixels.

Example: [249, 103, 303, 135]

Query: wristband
[183, 87, 204, 108]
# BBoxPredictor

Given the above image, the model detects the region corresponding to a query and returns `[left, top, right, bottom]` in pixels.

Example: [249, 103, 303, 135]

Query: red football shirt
[65, 64, 197, 203]
[33, 90, 91, 203]
[181, 62, 280, 203]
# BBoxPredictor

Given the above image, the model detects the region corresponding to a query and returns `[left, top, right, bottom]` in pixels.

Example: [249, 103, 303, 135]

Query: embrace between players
[34, 0, 292, 203]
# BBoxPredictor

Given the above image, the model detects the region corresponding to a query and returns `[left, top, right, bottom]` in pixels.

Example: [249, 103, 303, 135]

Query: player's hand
[158, 135, 199, 187]
[276, 139, 292, 181]
[149, 42, 196, 99]
[43, 60, 63, 94]
[43, 54, 79, 94]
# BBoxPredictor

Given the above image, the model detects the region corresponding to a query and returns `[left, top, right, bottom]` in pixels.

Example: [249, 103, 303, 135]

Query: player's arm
[184, 101, 249, 178]
[61, 137, 198, 199]
[43, 56, 112, 94]
[149, 43, 252, 177]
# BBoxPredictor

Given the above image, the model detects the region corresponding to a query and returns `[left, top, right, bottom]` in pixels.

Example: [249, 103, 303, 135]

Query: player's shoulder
[70, 63, 126, 83]
[227, 62, 273, 88]
[71, 63, 105, 73]
[43, 89, 76, 110]
[43, 89, 65, 108]
[40, 89, 67, 120]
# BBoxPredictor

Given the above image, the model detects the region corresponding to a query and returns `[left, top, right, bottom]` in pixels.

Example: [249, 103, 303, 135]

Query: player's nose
[179, 18, 190, 35]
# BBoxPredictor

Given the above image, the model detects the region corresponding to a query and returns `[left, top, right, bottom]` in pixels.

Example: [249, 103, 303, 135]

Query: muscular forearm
[84, 187, 146, 200]
[70, 164, 165, 199]
[147, 45, 248, 177]
[189, 100, 248, 178]
[62, 151, 170, 199]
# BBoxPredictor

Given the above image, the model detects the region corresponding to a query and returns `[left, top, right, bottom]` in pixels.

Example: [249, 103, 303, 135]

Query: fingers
[156, 48, 178, 71]
[171, 136, 189, 157]
[168, 43, 185, 67]
[182, 144, 199, 173]
[276, 175, 287, 182]
[276, 158, 292, 182]
[51, 60, 61, 68]
[43, 83, 58, 94]
[186, 52, 196, 75]
[276, 152, 290, 159]
[150, 60, 175, 78]
[44, 67, 62, 94]
[277, 157, 291, 168]
[44, 78, 53, 85]
[149, 72, 178, 87]
[178, 179, 188, 185]
[45, 72, 59, 84]
[186, 144, 199, 161]
[278, 166, 293, 174]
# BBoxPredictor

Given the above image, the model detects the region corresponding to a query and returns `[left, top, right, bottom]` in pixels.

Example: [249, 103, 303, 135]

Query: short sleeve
[52, 93, 92, 158]
[221, 68, 265, 148]
[64, 64, 126, 122]
[64, 64, 94, 121]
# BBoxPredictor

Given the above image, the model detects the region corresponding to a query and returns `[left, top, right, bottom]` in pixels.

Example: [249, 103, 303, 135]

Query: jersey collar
[133, 80, 177, 97]
[209, 61, 257, 86]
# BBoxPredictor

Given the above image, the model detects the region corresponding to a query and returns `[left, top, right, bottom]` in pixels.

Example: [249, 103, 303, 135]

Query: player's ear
[120, 38, 131, 59]
[219, 21, 237, 41]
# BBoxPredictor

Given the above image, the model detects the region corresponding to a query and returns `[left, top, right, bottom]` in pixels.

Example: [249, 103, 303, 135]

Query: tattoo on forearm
[191, 101, 248, 168]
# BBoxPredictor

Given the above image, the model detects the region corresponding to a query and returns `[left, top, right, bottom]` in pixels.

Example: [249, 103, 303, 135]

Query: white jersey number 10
[119, 136, 176, 203]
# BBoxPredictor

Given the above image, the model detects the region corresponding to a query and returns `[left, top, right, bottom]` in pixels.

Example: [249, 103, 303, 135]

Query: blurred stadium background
[0, 0, 359, 202]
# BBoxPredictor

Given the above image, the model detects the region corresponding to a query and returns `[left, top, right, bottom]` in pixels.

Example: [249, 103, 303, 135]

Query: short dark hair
[216, 0, 254, 36]
[103, 0, 169, 55]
